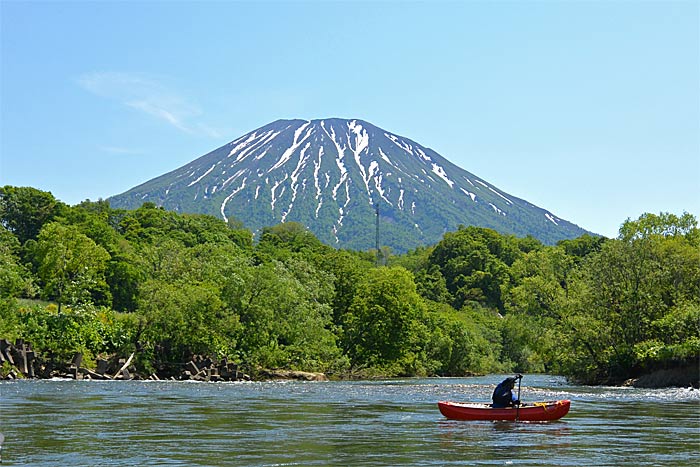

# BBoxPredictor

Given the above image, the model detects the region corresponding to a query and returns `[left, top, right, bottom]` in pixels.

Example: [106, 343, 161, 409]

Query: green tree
[258, 221, 325, 255]
[0, 226, 35, 298]
[343, 267, 429, 373]
[139, 279, 237, 364]
[134, 241, 248, 366]
[427, 226, 518, 310]
[557, 234, 606, 260]
[65, 200, 123, 251]
[30, 223, 111, 309]
[549, 212, 700, 383]
[220, 256, 343, 372]
[0, 186, 66, 245]
[310, 249, 373, 326]
[64, 201, 145, 312]
[16, 303, 140, 366]
[107, 254, 143, 312]
[425, 301, 508, 376]
[507, 247, 574, 316]
[619, 211, 698, 243]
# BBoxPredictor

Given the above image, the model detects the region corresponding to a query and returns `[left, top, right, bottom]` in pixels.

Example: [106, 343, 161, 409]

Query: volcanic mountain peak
[109, 118, 589, 251]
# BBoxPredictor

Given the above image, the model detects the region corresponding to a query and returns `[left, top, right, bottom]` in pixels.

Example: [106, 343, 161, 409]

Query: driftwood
[83, 368, 113, 380]
[112, 352, 135, 379]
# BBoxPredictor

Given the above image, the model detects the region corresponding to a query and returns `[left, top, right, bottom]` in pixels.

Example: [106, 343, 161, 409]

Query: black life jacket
[492, 379, 514, 407]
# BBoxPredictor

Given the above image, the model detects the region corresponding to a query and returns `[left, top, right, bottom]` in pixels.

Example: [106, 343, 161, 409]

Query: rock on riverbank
[260, 369, 328, 381]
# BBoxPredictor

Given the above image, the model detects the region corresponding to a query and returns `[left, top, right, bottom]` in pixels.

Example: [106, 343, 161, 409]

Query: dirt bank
[628, 365, 699, 389]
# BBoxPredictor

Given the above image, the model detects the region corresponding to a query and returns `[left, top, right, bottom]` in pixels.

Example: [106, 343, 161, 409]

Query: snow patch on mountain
[475, 179, 513, 205]
[460, 188, 477, 202]
[227, 132, 259, 159]
[270, 121, 311, 172]
[283, 141, 312, 222]
[188, 164, 216, 187]
[313, 147, 324, 218]
[270, 175, 288, 212]
[378, 147, 393, 165]
[385, 132, 415, 156]
[233, 129, 280, 163]
[349, 120, 374, 202]
[220, 178, 247, 222]
[489, 203, 506, 216]
[415, 147, 431, 162]
[431, 163, 454, 188]
[545, 213, 559, 225]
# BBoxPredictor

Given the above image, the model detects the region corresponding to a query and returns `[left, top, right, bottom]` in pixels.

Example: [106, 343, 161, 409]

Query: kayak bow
[438, 400, 570, 421]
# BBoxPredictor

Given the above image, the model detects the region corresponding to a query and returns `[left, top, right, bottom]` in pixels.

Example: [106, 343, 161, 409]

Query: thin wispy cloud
[77, 71, 221, 138]
[126, 99, 192, 133]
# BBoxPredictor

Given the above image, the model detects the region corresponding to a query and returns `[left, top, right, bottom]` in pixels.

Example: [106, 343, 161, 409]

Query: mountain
[108, 118, 591, 251]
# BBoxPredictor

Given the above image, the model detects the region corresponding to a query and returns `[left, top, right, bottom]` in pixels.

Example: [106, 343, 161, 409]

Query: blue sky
[1, 0, 698, 239]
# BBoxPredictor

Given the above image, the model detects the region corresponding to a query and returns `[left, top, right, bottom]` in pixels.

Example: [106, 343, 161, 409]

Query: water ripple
[1, 376, 698, 466]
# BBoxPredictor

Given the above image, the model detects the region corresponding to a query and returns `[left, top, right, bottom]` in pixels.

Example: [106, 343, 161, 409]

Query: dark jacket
[492, 377, 518, 408]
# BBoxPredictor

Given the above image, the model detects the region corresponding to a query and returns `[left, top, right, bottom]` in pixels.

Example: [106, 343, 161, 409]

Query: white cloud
[77, 71, 215, 136]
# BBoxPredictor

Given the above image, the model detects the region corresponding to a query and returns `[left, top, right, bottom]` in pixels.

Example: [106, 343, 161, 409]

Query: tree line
[1, 185, 697, 384]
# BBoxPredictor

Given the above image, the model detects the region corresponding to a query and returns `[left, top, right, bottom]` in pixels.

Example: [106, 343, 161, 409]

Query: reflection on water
[1, 375, 698, 466]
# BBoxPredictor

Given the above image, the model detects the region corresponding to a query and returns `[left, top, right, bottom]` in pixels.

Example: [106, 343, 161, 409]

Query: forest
[1, 185, 698, 385]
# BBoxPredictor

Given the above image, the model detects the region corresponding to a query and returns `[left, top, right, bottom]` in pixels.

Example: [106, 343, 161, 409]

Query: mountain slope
[109, 118, 591, 251]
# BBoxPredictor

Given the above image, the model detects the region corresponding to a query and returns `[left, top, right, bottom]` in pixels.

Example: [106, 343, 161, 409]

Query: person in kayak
[492, 375, 521, 408]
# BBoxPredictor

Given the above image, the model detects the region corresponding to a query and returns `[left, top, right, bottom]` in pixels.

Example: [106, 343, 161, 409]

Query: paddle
[515, 373, 523, 421]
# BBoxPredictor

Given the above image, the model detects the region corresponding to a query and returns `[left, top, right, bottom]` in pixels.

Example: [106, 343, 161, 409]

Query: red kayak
[438, 400, 570, 421]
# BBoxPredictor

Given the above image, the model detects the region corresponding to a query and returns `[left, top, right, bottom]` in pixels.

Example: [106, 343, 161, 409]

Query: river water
[1, 375, 698, 466]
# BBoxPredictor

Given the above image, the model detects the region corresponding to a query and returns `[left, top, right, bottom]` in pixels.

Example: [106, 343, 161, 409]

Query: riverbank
[0, 338, 333, 382]
[625, 365, 699, 389]
[1, 337, 695, 387]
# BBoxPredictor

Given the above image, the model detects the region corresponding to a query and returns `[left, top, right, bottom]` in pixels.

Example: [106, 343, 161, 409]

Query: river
[1, 375, 698, 466]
